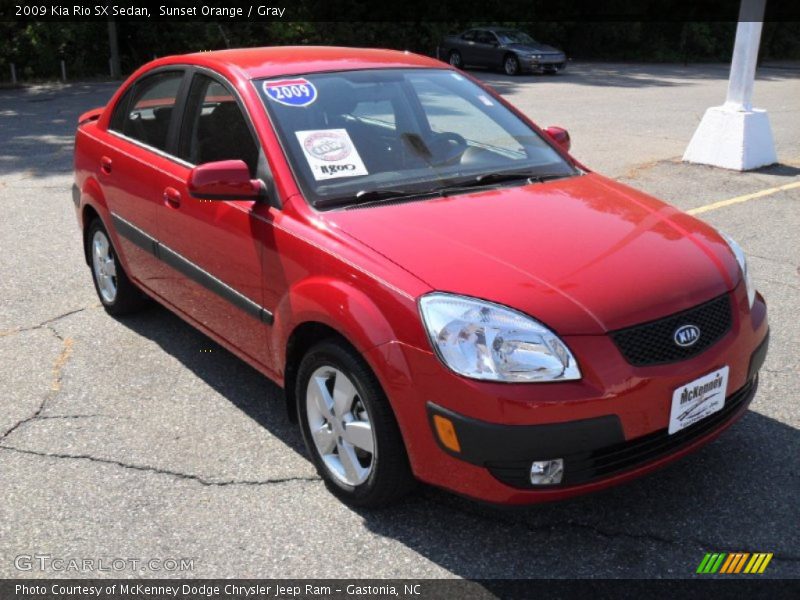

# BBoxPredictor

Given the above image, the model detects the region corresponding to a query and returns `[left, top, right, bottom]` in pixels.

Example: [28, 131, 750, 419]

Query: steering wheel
[425, 132, 468, 166]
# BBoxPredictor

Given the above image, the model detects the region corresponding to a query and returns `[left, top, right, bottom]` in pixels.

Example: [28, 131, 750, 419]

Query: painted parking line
[687, 180, 800, 215]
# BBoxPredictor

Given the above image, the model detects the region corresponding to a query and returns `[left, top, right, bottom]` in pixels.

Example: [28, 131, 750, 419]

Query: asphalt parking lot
[0, 62, 798, 579]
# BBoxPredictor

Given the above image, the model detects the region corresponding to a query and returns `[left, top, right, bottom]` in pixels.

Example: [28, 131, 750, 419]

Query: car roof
[160, 46, 445, 80]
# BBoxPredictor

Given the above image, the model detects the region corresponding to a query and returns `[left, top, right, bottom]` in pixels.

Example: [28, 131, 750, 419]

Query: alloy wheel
[92, 230, 118, 303]
[305, 366, 376, 487]
[504, 56, 519, 75]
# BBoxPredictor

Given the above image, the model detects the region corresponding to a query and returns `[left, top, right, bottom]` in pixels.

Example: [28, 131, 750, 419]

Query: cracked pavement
[0, 64, 798, 579]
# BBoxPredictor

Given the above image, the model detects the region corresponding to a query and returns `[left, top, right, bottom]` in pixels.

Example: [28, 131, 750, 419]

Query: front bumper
[521, 55, 566, 72]
[428, 369, 761, 490]
[365, 283, 768, 504]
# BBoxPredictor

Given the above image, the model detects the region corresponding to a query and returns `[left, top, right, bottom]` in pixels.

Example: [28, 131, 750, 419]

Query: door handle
[162, 187, 181, 208]
[100, 156, 113, 174]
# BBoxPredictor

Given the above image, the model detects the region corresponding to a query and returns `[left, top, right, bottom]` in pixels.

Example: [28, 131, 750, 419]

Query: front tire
[87, 219, 149, 316]
[503, 54, 520, 76]
[296, 339, 415, 507]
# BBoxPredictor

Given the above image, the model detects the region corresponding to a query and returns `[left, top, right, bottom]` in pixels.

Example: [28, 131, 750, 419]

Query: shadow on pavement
[756, 163, 800, 178]
[0, 82, 118, 179]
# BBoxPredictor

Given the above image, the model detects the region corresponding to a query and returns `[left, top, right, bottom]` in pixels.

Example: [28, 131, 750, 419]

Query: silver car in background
[438, 27, 567, 75]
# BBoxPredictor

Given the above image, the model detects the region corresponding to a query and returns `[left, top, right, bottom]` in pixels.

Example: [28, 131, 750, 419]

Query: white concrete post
[60, 60, 67, 82]
[683, 0, 777, 170]
[10, 63, 16, 85]
[725, 20, 763, 110]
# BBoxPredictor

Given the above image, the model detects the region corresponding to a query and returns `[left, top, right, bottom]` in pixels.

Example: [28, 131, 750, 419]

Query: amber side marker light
[433, 415, 461, 452]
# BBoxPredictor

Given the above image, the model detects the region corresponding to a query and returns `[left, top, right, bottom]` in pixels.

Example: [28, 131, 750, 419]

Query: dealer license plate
[668, 366, 729, 435]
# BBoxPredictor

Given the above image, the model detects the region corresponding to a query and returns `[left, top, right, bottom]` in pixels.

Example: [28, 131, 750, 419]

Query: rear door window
[111, 71, 184, 153]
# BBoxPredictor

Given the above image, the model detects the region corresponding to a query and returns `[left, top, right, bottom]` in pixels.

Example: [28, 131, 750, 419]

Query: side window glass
[178, 74, 259, 176]
[476, 32, 495, 45]
[117, 71, 183, 152]
[461, 30, 476, 41]
[109, 87, 133, 132]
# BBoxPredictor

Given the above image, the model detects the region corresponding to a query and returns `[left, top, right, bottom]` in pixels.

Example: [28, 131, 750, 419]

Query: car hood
[507, 43, 562, 55]
[324, 173, 739, 335]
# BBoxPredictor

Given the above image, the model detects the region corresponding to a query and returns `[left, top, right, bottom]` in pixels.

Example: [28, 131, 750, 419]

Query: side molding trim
[110, 213, 274, 325]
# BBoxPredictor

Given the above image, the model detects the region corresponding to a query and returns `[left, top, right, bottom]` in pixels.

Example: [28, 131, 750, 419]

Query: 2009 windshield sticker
[263, 78, 317, 107]
[295, 129, 369, 180]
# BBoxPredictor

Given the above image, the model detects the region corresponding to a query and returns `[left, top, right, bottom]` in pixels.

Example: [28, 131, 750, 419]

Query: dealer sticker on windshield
[295, 129, 369, 181]
[668, 366, 729, 435]
[263, 78, 317, 107]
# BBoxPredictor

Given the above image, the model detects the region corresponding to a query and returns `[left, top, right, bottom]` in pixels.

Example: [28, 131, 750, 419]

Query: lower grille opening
[487, 378, 755, 489]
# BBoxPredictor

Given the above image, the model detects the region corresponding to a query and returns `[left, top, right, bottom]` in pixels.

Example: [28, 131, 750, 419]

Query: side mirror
[188, 160, 264, 201]
[544, 126, 571, 152]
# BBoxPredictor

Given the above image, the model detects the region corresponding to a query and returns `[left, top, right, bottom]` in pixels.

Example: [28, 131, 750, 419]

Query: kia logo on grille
[674, 324, 701, 347]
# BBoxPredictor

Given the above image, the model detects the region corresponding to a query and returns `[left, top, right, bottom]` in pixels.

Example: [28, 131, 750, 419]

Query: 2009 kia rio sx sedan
[72, 47, 769, 507]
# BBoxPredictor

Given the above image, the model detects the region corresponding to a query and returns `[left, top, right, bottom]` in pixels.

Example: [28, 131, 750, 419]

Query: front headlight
[719, 231, 755, 308]
[418, 293, 581, 382]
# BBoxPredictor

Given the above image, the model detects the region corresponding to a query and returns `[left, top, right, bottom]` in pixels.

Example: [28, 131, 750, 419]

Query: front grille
[487, 378, 755, 489]
[611, 294, 733, 367]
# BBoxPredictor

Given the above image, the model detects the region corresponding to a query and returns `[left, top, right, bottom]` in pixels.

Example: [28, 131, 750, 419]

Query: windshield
[496, 30, 536, 45]
[256, 68, 577, 208]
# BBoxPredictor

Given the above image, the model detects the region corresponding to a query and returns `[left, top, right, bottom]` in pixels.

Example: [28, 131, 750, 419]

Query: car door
[104, 69, 187, 286]
[150, 69, 274, 368]
[474, 30, 500, 68]
[458, 30, 479, 64]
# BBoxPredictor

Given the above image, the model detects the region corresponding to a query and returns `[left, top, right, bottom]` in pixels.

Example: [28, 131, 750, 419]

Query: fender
[270, 275, 421, 431]
[78, 176, 138, 278]
[270, 276, 402, 378]
[79, 176, 109, 228]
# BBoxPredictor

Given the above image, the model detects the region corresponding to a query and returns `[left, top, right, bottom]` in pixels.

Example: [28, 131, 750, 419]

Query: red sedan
[72, 47, 768, 507]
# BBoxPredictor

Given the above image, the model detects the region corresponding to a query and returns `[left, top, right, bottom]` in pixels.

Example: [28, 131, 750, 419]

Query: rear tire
[296, 339, 415, 508]
[448, 50, 463, 69]
[86, 219, 149, 316]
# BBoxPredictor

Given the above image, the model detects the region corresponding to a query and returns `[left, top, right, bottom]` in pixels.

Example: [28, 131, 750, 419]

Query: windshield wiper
[315, 172, 573, 209]
[435, 172, 571, 196]
[315, 188, 442, 209]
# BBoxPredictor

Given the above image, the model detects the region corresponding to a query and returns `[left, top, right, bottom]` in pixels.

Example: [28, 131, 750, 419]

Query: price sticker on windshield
[295, 129, 368, 180]
[263, 78, 317, 107]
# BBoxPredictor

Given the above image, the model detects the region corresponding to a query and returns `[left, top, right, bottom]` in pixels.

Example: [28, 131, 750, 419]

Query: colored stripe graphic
[710, 553, 726, 573]
[697, 553, 712, 573]
[745, 554, 761, 573]
[699, 552, 773, 574]
[734, 553, 750, 573]
[731, 552, 750, 573]
[758, 554, 773, 573]
[698, 553, 727, 573]
[719, 554, 736, 574]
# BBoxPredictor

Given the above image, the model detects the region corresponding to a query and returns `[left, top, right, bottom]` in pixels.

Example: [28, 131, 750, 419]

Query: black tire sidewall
[504, 54, 519, 75]
[86, 218, 147, 315]
[87, 220, 120, 309]
[296, 340, 412, 507]
[449, 51, 462, 68]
